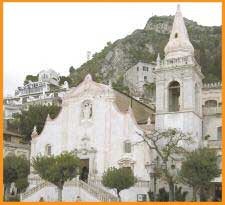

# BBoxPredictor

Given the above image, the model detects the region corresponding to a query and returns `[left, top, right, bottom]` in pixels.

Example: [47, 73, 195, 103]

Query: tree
[102, 167, 136, 201]
[106, 41, 112, 46]
[59, 76, 72, 87]
[24, 75, 38, 85]
[112, 76, 130, 94]
[3, 155, 30, 199]
[179, 148, 220, 201]
[32, 151, 80, 202]
[69, 66, 76, 75]
[11, 104, 61, 141]
[138, 128, 193, 201]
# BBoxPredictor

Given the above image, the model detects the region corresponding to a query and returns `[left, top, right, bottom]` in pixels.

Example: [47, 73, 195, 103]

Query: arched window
[45, 144, 52, 156]
[205, 100, 217, 107]
[175, 33, 178, 38]
[168, 81, 180, 112]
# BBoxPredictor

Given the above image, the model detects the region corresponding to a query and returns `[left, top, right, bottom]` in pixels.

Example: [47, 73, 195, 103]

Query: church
[21, 5, 221, 201]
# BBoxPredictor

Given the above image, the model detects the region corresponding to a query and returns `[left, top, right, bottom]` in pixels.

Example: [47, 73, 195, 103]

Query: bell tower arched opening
[168, 81, 180, 112]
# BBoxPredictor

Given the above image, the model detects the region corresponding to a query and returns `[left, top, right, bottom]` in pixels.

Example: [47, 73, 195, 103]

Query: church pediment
[63, 74, 113, 101]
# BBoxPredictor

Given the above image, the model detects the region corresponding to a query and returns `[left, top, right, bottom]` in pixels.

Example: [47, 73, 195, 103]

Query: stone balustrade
[135, 180, 151, 187]
[21, 178, 118, 202]
[79, 180, 118, 202]
[203, 82, 222, 89]
[89, 178, 150, 188]
[158, 56, 196, 69]
[20, 181, 51, 201]
[207, 140, 221, 149]
[21, 176, 151, 201]
[4, 141, 30, 150]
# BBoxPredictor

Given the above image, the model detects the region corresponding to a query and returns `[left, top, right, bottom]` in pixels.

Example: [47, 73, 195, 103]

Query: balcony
[203, 106, 222, 115]
[207, 140, 221, 149]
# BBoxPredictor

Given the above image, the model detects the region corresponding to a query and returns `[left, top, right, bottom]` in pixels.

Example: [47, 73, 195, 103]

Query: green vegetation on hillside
[23, 16, 221, 93]
[68, 16, 221, 87]
[24, 75, 38, 85]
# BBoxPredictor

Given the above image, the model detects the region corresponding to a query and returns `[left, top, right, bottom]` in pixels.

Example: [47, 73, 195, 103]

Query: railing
[3, 141, 30, 150]
[89, 178, 150, 188]
[208, 140, 221, 149]
[21, 181, 52, 201]
[203, 82, 221, 89]
[203, 106, 222, 115]
[21, 178, 118, 202]
[79, 180, 118, 202]
[158, 56, 196, 69]
[135, 180, 151, 187]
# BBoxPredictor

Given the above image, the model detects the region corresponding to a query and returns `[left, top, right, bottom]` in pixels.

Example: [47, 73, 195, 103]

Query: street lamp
[161, 160, 167, 171]
[76, 167, 80, 180]
[145, 159, 158, 201]
[161, 160, 177, 201]
[169, 164, 177, 201]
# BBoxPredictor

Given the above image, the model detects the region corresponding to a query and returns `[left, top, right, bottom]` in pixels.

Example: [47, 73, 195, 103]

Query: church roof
[114, 90, 154, 124]
[164, 5, 194, 59]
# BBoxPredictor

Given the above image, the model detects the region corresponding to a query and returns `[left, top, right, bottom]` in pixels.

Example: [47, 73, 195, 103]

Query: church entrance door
[80, 159, 89, 182]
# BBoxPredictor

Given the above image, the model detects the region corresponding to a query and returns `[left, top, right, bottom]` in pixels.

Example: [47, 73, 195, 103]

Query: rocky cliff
[69, 16, 221, 88]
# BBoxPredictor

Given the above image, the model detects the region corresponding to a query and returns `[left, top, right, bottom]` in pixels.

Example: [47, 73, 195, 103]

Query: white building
[124, 62, 156, 96]
[22, 74, 154, 202]
[38, 69, 60, 86]
[3, 128, 30, 160]
[20, 5, 221, 202]
[202, 82, 222, 197]
[3, 69, 69, 119]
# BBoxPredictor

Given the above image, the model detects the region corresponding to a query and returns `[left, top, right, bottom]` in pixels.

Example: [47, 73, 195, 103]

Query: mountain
[69, 15, 221, 89]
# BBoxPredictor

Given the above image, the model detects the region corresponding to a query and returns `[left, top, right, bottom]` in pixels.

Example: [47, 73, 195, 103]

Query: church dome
[164, 5, 194, 59]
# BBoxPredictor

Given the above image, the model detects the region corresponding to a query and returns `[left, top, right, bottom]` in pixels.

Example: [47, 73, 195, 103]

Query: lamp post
[145, 158, 159, 201]
[169, 164, 177, 201]
[161, 160, 177, 201]
[76, 167, 80, 180]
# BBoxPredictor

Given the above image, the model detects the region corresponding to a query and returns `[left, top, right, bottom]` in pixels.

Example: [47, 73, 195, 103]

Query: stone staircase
[77, 180, 118, 201]
[21, 178, 118, 202]
[20, 181, 51, 201]
[20, 181, 50, 201]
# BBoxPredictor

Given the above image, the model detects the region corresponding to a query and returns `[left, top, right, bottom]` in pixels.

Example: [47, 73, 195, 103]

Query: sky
[3, 2, 222, 96]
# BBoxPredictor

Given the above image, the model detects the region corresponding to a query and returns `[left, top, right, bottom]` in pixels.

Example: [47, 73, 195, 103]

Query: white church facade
[23, 74, 154, 201]
[20, 5, 221, 202]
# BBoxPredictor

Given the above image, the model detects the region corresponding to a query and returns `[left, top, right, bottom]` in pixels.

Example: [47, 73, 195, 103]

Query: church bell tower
[155, 5, 204, 146]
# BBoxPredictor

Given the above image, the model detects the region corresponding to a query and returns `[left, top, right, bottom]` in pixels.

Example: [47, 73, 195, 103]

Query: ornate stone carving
[31, 126, 38, 139]
[82, 100, 92, 120]
[118, 157, 135, 169]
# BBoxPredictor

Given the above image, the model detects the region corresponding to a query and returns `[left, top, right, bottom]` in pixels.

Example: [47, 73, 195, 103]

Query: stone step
[21, 178, 118, 202]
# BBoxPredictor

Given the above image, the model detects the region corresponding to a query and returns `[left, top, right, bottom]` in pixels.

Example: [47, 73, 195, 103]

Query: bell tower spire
[154, 5, 204, 148]
[164, 4, 194, 59]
